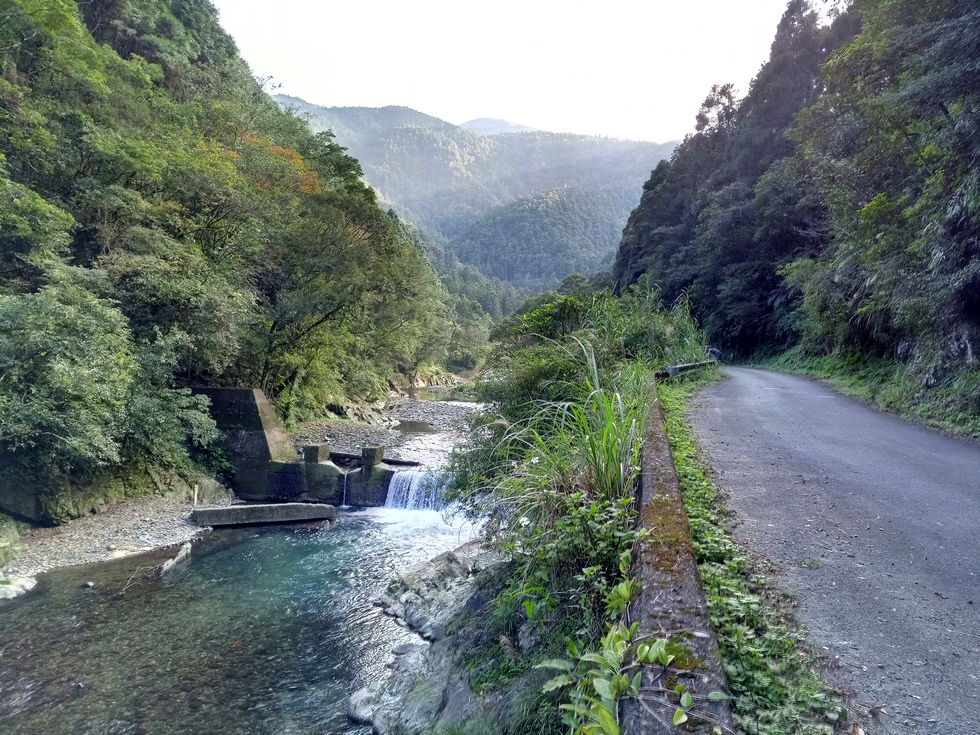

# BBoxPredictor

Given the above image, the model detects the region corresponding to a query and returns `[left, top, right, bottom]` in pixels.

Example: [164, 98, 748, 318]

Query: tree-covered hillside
[0, 0, 454, 515]
[451, 186, 626, 291]
[277, 96, 677, 290]
[615, 0, 980, 432]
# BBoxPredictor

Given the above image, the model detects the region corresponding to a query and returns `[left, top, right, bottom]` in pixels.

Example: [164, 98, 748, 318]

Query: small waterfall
[385, 470, 449, 510]
[340, 473, 349, 508]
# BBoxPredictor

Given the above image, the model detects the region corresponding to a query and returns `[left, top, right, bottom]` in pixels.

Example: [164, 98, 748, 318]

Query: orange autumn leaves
[241, 132, 321, 196]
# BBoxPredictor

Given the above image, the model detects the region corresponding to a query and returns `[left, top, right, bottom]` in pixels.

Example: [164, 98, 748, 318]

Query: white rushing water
[384, 469, 450, 510]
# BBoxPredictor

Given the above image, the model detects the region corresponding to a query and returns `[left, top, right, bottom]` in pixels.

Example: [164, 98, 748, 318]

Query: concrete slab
[192, 503, 336, 527]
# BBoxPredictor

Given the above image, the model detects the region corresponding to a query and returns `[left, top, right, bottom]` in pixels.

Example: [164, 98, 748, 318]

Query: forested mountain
[616, 0, 980, 428]
[459, 118, 537, 135]
[276, 96, 677, 290]
[0, 0, 456, 514]
[451, 186, 625, 290]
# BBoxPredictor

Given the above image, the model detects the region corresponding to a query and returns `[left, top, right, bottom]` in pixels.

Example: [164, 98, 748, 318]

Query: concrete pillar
[362, 446, 384, 470]
[303, 444, 332, 463]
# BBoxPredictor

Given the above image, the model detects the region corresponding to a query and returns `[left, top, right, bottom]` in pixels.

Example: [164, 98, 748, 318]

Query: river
[0, 506, 474, 734]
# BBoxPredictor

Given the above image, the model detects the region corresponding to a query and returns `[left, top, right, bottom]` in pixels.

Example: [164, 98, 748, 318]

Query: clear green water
[0, 508, 472, 735]
[405, 387, 473, 402]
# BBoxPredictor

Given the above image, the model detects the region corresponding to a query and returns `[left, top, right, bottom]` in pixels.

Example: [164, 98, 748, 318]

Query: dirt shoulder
[689, 367, 980, 735]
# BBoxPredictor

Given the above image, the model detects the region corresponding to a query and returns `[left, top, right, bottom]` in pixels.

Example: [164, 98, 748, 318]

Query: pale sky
[210, 0, 807, 143]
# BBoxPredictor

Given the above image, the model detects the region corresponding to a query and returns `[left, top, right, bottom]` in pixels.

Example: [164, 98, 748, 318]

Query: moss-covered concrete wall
[620, 396, 733, 734]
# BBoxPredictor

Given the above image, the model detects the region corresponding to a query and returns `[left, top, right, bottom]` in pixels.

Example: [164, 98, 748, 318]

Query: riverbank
[1, 397, 480, 584]
[1, 494, 231, 579]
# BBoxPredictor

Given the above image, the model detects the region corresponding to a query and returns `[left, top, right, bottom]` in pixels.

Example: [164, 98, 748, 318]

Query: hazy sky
[210, 0, 802, 143]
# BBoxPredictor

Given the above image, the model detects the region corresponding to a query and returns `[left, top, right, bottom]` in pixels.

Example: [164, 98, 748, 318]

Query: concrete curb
[621, 395, 734, 734]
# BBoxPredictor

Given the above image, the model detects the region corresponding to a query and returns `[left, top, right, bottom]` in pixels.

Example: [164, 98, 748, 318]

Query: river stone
[0, 575, 36, 600]
[347, 686, 377, 724]
[360, 541, 554, 734]
[389, 642, 428, 673]
[384, 550, 472, 640]
[374, 594, 404, 619]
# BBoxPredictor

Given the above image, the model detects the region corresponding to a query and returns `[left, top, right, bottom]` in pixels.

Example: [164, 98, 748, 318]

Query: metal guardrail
[654, 358, 718, 381]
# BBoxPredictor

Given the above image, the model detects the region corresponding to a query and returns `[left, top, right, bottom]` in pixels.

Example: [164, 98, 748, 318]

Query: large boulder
[374, 550, 472, 640]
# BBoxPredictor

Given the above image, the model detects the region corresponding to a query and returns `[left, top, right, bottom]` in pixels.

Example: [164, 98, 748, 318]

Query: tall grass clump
[478, 343, 649, 636]
[440, 284, 714, 733]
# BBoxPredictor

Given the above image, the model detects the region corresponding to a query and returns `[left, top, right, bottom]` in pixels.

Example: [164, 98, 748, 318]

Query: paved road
[689, 368, 980, 735]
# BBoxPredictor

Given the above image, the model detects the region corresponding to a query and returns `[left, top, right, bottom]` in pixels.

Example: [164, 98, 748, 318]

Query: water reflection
[0, 508, 474, 735]
[392, 420, 438, 436]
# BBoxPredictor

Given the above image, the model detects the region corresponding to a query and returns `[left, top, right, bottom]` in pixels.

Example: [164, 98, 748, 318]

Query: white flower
[530, 456, 540, 465]
[519, 516, 530, 527]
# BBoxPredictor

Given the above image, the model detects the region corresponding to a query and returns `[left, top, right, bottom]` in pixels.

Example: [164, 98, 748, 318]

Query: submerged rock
[347, 686, 378, 724]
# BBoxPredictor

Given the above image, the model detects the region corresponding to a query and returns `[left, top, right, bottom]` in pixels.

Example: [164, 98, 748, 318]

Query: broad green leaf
[592, 677, 613, 700]
[542, 674, 573, 693]
[595, 704, 620, 735]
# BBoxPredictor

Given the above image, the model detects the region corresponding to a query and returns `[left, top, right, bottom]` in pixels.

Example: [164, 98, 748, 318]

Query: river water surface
[0, 508, 474, 734]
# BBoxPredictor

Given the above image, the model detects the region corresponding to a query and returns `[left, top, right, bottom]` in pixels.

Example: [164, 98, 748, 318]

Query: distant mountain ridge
[276, 95, 677, 291]
[460, 118, 537, 135]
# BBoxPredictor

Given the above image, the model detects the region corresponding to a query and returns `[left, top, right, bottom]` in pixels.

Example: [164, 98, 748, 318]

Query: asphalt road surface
[689, 368, 980, 735]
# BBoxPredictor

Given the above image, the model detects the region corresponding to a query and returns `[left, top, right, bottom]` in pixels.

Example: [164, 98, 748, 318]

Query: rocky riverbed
[1, 493, 232, 581]
[294, 397, 480, 468]
[1, 397, 482, 592]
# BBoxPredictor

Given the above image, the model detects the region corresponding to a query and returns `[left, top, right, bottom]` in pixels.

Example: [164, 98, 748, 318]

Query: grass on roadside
[659, 376, 847, 735]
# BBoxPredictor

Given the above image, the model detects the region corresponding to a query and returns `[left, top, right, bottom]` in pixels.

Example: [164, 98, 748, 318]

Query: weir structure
[195, 388, 425, 508]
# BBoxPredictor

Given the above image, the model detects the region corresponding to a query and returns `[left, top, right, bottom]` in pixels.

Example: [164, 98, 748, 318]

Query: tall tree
[791, 0, 980, 382]
[616, 0, 838, 354]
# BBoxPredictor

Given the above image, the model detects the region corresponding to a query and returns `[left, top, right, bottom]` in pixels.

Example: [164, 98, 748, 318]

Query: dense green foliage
[615, 0, 980, 428]
[278, 96, 676, 291]
[0, 0, 453, 509]
[659, 380, 846, 734]
[444, 286, 708, 732]
[450, 187, 625, 291]
[400, 218, 524, 321]
[615, 0, 846, 354]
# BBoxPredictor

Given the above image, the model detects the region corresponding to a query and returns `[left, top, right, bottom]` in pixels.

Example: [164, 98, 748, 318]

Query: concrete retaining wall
[193, 388, 299, 501]
[621, 395, 733, 734]
[194, 389, 396, 506]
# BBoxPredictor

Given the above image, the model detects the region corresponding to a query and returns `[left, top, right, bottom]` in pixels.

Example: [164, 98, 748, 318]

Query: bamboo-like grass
[477, 341, 649, 631]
